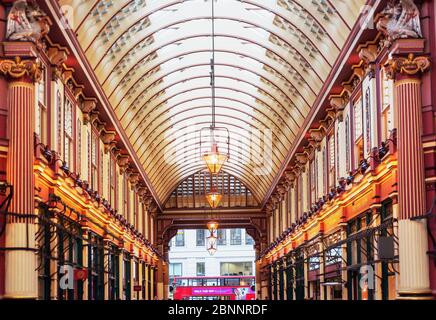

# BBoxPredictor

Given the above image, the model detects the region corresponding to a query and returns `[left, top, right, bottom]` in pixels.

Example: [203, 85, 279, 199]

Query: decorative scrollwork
[0, 56, 42, 82]
[385, 53, 431, 79]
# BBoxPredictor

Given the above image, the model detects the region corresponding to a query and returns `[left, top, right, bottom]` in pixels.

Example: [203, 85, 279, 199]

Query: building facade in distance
[169, 229, 255, 279]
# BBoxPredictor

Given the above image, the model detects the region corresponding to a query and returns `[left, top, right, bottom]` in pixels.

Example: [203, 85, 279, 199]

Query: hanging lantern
[207, 232, 217, 247]
[206, 186, 222, 209]
[202, 143, 228, 175]
[207, 231, 218, 256]
[207, 221, 219, 233]
[207, 242, 218, 256]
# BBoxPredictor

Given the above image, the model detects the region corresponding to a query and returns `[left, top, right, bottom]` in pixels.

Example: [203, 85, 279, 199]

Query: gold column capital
[0, 56, 42, 83]
[385, 53, 431, 80]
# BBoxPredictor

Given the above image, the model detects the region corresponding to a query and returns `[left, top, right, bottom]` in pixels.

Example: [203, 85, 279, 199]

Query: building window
[354, 98, 363, 140]
[245, 234, 254, 245]
[91, 133, 99, 191]
[100, 150, 104, 195]
[36, 67, 47, 144]
[328, 135, 335, 187]
[64, 99, 73, 170]
[123, 173, 129, 220]
[109, 156, 116, 206]
[326, 247, 342, 266]
[380, 69, 394, 142]
[310, 160, 316, 204]
[196, 230, 205, 246]
[322, 147, 328, 194]
[220, 262, 253, 276]
[364, 87, 371, 155]
[57, 91, 63, 154]
[230, 229, 242, 245]
[169, 263, 182, 277]
[297, 175, 303, 219]
[76, 119, 82, 175]
[175, 230, 185, 247]
[354, 98, 364, 168]
[196, 262, 205, 276]
[345, 115, 351, 173]
[309, 256, 321, 271]
[217, 229, 227, 245]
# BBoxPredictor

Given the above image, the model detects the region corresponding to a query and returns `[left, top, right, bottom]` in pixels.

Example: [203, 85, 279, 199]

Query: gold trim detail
[385, 53, 431, 79]
[0, 56, 42, 82]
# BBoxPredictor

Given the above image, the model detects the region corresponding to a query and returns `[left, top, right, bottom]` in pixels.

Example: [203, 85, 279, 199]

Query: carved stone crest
[377, 0, 423, 47]
[6, 0, 51, 45]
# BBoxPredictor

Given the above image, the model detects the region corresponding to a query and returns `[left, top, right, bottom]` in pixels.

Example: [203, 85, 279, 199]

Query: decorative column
[0, 52, 41, 299]
[385, 42, 432, 299]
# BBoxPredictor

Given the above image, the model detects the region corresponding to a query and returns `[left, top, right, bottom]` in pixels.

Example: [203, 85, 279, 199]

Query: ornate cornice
[0, 56, 42, 82]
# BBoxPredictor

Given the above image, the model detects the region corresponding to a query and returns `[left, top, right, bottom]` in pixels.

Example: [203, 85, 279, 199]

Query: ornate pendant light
[207, 230, 218, 256]
[203, 143, 228, 175]
[206, 185, 222, 209]
[201, 0, 229, 176]
[207, 221, 219, 233]
[207, 242, 218, 256]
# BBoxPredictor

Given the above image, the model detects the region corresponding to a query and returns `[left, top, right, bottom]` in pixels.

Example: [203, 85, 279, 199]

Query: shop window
[122, 252, 131, 300]
[347, 212, 375, 300]
[133, 258, 140, 300]
[230, 229, 242, 245]
[309, 256, 320, 271]
[88, 232, 104, 300]
[37, 206, 84, 301]
[108, 245, 120, 300]
[326, 247, 342, 265]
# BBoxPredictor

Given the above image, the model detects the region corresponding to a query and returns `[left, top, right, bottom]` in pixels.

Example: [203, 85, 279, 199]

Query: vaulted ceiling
[59, 0, 366, 204]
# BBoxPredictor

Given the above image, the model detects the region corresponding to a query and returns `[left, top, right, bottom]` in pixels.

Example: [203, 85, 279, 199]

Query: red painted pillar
[386, 40, 432, 299]
[0, 45, 41, 298]
[0, 1, 7, 299]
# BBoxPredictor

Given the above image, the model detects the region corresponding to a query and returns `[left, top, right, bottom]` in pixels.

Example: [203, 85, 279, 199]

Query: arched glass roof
[60, 0, 365, 204]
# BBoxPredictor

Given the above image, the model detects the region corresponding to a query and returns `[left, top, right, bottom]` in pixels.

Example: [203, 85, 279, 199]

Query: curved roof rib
[59, 0, 366, 204]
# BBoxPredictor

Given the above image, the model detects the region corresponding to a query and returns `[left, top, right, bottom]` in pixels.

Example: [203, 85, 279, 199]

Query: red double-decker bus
[170, 276, 256, 300]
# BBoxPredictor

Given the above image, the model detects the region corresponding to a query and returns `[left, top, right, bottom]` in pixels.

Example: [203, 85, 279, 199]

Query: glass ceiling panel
[63, 0, 367, 204]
